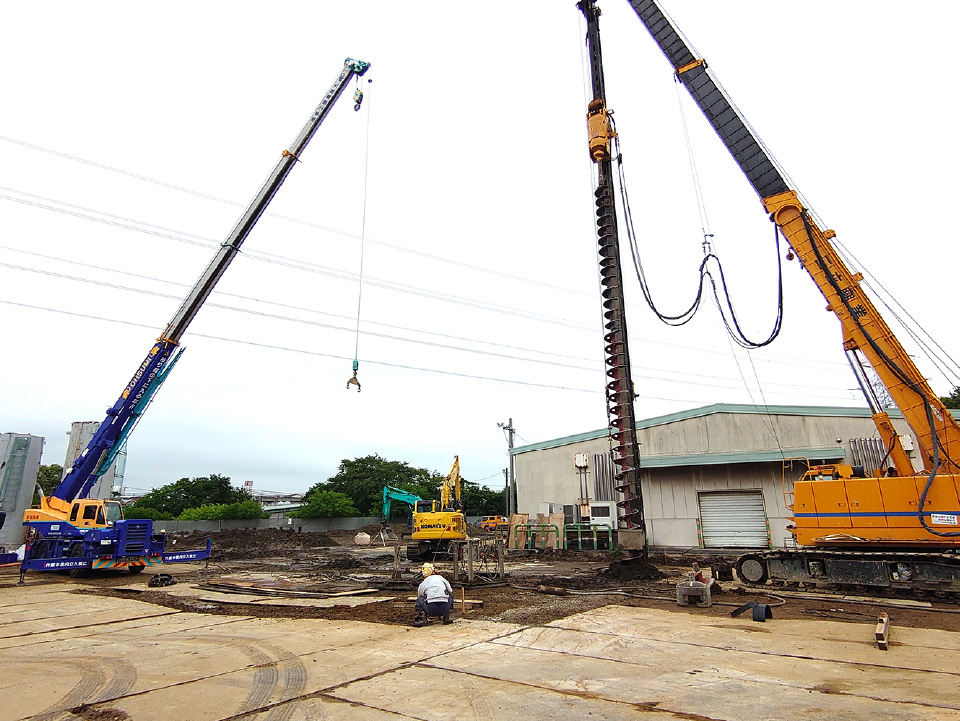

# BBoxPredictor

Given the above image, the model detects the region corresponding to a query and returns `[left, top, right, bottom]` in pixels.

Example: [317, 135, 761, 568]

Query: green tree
[32, 464, 64, 504]
[941, 387, 960, 409]
[176, 499, 268, 521]
[123, 506, 175, 521]
[125, 474, 249, 517]
[304, 455, 442, 517]
[460, 480, 507, 517]
[289, 490, 358, 518]
[35, 464, 63, 496]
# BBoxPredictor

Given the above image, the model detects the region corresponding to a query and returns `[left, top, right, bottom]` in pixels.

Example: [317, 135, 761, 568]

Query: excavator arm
[381, 486, 422, 524]
[625, 0, 960, 474]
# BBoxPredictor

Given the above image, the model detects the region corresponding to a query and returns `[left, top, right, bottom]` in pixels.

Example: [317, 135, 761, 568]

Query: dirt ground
[13, 525, 960, 633]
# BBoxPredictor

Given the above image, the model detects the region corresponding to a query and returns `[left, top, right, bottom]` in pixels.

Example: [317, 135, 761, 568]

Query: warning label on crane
[931, 513, 959, 526]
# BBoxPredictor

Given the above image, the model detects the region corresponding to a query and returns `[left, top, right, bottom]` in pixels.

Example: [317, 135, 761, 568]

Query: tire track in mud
[235, 641, 279, 714]
[254, 641, 308, 721]
[92, 658, 138, 702]
[31, 662, 105, 721]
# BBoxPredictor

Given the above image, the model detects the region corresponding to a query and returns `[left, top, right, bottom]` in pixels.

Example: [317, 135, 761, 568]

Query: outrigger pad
[148, 573, 176, 587]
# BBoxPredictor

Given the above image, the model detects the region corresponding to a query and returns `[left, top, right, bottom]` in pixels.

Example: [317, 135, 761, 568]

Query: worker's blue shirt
[417, 574, 452, 603]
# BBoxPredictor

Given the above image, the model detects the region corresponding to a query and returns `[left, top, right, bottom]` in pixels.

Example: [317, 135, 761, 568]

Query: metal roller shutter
[698, 491, 768, 548]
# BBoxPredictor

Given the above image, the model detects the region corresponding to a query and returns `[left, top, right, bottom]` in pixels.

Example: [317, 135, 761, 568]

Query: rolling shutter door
[698, 491, 768, 548]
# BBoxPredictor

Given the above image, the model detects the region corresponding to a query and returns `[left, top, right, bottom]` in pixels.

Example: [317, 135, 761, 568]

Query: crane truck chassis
[18, 58, 370, 580]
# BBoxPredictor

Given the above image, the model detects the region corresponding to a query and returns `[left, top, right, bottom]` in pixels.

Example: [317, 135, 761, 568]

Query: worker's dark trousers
[416, 597, 453, 617]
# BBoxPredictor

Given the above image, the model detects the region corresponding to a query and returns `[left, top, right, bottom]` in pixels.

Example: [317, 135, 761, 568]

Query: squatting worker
[414, 562, 454, 626]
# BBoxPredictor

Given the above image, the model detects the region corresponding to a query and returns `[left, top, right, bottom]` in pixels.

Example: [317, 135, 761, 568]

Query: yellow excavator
[406, 456, 467, 562]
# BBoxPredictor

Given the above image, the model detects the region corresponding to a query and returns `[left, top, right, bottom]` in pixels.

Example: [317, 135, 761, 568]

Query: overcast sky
[2, 2, 958, 495]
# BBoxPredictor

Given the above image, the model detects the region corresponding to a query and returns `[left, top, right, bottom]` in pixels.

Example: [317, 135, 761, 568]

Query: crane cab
[68, 499, 124, 528]
[24, 498, 124, 528]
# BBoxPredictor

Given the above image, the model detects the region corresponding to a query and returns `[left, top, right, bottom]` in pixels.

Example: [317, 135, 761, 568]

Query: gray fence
[154, 516, 381, 534]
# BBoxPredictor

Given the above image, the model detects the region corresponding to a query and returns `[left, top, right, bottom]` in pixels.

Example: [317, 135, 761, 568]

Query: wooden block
[548, 512, 565, 548]
[875, 612, 890, 650]
[509, 513, 529, 549]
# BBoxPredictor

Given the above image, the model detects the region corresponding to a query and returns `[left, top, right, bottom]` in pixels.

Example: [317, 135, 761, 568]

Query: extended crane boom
[52, 58, 371, 511]
[625, 1, 960, 472]
[21, 57, 370, 578]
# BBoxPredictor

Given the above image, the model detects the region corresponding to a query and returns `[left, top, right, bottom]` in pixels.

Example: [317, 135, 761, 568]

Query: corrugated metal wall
[592, 452, 617, 501]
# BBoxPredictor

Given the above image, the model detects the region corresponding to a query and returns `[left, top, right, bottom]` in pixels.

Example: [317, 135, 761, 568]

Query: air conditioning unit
[586, 501, 617, 527]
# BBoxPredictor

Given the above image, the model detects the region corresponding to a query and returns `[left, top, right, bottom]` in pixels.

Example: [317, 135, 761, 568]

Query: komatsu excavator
[585, 0, 960, 595]
[405, 457, 467, 562]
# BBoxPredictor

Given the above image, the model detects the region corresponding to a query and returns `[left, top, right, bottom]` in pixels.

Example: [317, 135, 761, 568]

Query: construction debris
[876, 612, 891, 650]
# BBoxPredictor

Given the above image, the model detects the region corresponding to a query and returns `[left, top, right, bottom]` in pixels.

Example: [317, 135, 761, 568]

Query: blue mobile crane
[20, 58, 371, 579]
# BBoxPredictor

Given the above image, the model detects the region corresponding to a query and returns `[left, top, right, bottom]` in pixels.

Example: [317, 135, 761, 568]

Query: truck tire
[68, 543, 90, 578]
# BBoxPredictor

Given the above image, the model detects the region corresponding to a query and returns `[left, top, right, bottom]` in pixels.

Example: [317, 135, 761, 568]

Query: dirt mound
[181, 528, 339, 560]
[601, 558, 664, 583]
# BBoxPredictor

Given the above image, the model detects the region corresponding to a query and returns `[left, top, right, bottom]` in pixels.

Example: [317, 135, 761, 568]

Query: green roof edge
[512, 402, 904, 455]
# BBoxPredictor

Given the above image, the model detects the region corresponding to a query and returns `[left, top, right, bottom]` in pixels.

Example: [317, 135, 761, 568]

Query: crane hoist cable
[347, 76, 372, 393]
[612, 113, 784, 348]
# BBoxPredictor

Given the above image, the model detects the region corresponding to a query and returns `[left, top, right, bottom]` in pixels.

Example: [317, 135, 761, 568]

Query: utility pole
[498, 419, 516, 516]
[502, 467, 509, 517]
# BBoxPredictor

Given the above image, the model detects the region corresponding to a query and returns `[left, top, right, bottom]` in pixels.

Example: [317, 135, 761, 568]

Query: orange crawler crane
[623, 0, 960, 595]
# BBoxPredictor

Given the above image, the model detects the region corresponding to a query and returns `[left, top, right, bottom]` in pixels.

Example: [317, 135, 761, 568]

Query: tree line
[35, 455, 507, 520]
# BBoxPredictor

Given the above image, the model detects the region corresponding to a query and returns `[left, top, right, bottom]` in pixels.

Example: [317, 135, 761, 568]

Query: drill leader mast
[578, 0, 645, 546]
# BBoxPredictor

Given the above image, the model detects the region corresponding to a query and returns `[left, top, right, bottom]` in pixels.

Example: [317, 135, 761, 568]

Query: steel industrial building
[512, 404, 920, 550]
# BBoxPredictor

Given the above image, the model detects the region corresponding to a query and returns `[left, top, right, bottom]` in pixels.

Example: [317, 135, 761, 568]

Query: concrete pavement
[2, 579, 959, 720]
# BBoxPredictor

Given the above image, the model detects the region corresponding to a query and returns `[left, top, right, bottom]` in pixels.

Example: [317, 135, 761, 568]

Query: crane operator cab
[68, 498, 123, 528]
[66, 500, 124, 529]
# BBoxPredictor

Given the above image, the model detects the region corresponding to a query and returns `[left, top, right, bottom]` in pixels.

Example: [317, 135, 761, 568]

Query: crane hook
[346, 359, 361, 392]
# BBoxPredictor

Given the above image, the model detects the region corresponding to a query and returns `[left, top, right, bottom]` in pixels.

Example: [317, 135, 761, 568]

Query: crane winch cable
[612, 119, 784, 348]
[347, 76, 373, 393]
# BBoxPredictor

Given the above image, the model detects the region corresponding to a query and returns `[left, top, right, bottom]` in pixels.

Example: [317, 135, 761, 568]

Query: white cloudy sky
[2, 2, 958, 495]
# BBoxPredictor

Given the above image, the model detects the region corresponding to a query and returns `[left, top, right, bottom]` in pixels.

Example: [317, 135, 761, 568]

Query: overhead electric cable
[0, 242, 851, 375]
[0, 134, 588, 297]
[0, 293, 860, 402]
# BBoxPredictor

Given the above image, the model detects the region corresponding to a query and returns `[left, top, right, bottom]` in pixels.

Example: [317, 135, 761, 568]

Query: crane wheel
[736, 554, 768, 585]
[67, 544, 90, 578]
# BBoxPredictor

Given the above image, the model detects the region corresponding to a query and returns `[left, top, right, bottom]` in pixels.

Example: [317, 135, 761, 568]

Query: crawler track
[736, 549, 960, 601]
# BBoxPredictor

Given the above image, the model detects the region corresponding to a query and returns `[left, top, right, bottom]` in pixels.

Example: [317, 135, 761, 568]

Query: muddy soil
[32, 529, 960, 633]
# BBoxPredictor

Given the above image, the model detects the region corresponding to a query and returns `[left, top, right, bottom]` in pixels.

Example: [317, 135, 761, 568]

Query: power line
[0, 243, 605, 364]
[0, 296, 866, 404]
[0, 186, 588, 330]
[0, 133, 592, 298]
